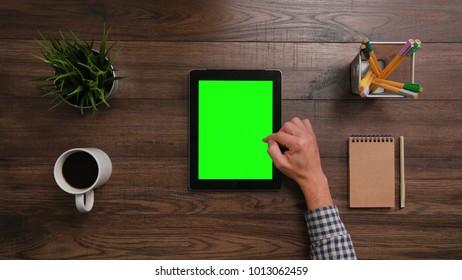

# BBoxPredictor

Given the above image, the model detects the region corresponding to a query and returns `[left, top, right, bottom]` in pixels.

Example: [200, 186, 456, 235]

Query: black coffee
[62, 151, 99, 189]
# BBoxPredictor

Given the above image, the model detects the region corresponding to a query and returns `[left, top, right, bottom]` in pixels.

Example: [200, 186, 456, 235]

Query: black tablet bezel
[189, 69, 282, 191]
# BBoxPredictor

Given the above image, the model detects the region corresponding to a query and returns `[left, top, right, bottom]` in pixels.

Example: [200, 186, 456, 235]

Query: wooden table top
[1, 0, 461, 259]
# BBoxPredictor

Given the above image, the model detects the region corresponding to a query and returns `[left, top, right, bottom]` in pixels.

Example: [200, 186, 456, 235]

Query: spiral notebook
[349, 136, 395, 208]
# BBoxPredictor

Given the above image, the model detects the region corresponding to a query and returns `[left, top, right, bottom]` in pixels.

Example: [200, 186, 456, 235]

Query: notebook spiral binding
[350, 135, 394, 143]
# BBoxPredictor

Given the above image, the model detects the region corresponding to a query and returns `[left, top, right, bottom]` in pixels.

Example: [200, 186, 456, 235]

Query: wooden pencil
[400, 136, 405, 208]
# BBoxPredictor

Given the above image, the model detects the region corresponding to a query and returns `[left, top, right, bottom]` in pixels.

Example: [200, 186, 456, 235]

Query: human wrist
[297, 172, 333, 210]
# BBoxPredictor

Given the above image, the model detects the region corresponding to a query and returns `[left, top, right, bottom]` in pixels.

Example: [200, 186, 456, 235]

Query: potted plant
[33, 26, 122, 114]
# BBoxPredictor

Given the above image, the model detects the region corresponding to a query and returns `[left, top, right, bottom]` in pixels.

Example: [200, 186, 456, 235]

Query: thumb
[266, 139, 287, 170]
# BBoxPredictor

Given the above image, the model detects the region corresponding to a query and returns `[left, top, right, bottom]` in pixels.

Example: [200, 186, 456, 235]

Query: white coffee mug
[54, 148, 112, 213]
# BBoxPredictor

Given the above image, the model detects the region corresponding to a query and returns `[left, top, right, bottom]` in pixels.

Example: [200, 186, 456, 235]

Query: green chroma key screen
[198, 80, 273, 179]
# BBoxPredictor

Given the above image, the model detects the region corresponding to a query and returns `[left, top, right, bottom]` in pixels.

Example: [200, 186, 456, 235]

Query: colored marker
[381, 39, 419, 79]
[360, 69, 374, 97]
[360, 86, 370, 97]
[362, 38, 382, 75]
[380, 39, 414, 78]
[359, 69, 373, 92]
[372, 81, 419, 99]
[406, 39, 421, 57]
[360, 44, 381, 76]
[373, 78, 423, 92]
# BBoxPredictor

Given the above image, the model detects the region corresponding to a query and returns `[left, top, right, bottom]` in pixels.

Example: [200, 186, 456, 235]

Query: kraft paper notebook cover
[349, 136, 395, 208]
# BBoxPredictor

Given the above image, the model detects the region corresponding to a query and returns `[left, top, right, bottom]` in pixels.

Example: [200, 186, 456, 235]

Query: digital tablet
[189, 69, 282, 191]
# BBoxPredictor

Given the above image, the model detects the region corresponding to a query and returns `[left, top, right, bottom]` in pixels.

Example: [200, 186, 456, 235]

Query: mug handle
[75, 190, 94, 213]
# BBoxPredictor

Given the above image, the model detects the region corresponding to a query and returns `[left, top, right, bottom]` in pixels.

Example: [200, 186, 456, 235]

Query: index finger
[265, 130, 298, 149]
[302, 118, 314, 133]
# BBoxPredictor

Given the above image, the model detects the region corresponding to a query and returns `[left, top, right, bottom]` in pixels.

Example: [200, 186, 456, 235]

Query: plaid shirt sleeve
[304, 205, 356, 260]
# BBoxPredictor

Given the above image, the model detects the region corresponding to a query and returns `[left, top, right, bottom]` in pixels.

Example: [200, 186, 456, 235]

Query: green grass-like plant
[33, 26, 121, 114]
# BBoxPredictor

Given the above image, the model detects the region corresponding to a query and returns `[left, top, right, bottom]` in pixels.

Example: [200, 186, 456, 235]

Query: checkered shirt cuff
[304, 205, 356, 260]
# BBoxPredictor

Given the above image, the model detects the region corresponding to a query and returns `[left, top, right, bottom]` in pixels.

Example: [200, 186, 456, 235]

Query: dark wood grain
[2, 213, 460, 260]
[1, 0, 461, 260]
[0, 0, 461, 42]
[0, 213, 310, 259]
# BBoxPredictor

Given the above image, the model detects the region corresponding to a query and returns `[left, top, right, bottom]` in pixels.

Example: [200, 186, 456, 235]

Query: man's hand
[263, 117, 333, 210]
